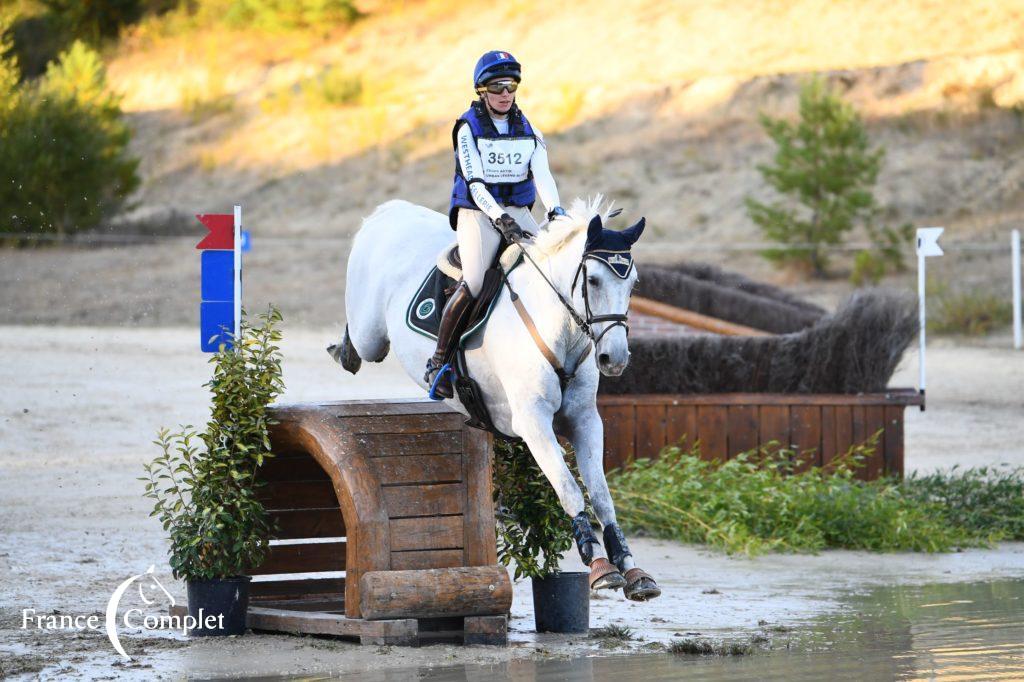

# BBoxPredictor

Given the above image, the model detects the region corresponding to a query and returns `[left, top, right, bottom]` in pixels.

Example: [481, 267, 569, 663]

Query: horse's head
[533, 197, 645, 376]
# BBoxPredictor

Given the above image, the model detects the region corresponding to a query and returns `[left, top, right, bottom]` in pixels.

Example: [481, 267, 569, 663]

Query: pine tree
[746, 77, 885, 278]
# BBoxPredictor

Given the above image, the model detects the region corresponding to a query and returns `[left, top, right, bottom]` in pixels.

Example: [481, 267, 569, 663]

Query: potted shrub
[493, 439, 591, 634]
[142, 306, 284, 636]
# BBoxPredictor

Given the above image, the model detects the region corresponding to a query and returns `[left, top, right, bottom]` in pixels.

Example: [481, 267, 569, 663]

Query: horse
[331, 196, 660, 600]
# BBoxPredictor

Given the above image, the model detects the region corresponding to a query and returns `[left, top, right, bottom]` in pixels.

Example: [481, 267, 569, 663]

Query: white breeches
[455, 206, 538, 297]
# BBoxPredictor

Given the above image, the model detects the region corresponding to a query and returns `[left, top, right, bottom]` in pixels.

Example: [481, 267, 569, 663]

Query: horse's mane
[531, 195, 614, 257]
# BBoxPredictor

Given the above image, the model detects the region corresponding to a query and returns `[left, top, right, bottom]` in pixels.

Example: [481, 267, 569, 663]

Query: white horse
[331, 196, 660, 600]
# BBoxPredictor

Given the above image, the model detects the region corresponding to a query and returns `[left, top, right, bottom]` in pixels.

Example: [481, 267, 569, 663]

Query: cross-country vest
[449, 101, 537, 228]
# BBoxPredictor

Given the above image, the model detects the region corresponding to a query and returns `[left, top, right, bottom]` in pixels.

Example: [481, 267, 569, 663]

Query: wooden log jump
[243, 399, 509, 646]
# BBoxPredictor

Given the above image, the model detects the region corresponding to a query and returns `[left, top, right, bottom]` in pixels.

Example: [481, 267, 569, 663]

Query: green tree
[746, 77, 908, 279]
[0, 39, 139, 239]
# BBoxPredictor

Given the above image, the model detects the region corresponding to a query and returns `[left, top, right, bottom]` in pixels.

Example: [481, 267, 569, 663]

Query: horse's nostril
[599, 353, 611, 366]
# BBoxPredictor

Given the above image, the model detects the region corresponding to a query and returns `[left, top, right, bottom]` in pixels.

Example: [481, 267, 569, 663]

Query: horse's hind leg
[570, 407, 661, 601]
[327, 324, 369, 374]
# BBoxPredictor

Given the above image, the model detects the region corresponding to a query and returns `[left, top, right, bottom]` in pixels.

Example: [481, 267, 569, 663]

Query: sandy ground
[1, 325, 1022, 678]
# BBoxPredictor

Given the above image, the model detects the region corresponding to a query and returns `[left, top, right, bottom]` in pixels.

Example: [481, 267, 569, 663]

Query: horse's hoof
[589, 558, 627, 591]
[623, 567, 661, 601]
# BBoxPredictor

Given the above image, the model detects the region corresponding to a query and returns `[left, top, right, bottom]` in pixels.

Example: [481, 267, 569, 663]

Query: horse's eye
[587, 276, 599, 287]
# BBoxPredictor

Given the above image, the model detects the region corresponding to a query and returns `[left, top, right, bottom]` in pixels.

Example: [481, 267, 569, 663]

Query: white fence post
[1013, 229, 1022, 350]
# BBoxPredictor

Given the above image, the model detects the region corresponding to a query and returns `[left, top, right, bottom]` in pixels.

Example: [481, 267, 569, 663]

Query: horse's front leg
[509, 399, 624, 591]
[568, 406, 661, 601]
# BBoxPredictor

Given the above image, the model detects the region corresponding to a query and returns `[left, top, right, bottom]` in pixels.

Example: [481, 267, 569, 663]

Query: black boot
[571, 511, 601, 566]
[424, 280, 475, 399]
[603, 523, 632, 572]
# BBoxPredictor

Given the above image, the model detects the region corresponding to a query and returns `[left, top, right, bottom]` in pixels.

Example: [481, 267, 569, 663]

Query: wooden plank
[630, 296, 771, 336]
[256, 598, 345, 613]
[257, 480, 337, 510]
[790, 405, 821, 472]
[340, 413, 464, 434]
[634, 404, 667, 463]
[599, 404, 635, 471]
[726, 405, 759, 458]
[250, 577, 345, 600]
[833, 405, 854, 466]
[851, 405, 868, 480]
[390, 548, 465, 571]
[883, 405, 905, 479]
[355, 431, 464, 457]
[759, 405, 791, 455]
[359, 566, 512, 620]
[665, 404, 698, 452]
[863, 405, 887, 481]
[259, 453, 330, 482]
[820, 406, 838, 469]
[462, 427, 498, 566]
[247, 540, 346, 575]
[464, 615, 508, 645]
[696, 406, 728, 461]
[382, 484, 465, 518]
[371, 453, 463, 486]
[596, 390, 924, 407]
[269, 508, 345, 540]
[247, 606, 418, 645]
[389, 516, 464, 552]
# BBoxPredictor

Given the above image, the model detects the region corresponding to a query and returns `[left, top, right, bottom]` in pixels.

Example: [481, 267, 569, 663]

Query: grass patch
[590, 624, 636, 641]
[928, 285, 1013, 336]
[607, 440, 1023, 555]
[669, 637, 754, 656]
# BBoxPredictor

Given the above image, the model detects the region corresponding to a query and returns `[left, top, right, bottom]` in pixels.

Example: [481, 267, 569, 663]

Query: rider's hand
[494, 213, 525, 242]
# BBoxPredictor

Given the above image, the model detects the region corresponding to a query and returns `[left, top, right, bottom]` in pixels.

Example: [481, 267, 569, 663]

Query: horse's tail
[327, 324, 373, 374]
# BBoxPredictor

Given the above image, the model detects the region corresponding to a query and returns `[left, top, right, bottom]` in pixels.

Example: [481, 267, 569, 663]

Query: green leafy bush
[0, 38, 139, 240]
[902, 465, 1024, 539]
[492, 439, 581, 580]
[607, 439, 995, 555]
[928, 285, 1013, 336]
[746, 76, 911, 279]
[142, 306, 285, 581]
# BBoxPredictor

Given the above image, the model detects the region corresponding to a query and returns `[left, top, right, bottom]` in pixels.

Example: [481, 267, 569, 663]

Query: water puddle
[296, 578, 1024, 681]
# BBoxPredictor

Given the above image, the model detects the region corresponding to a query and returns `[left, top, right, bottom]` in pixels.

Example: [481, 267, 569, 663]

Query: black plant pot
[531, 571, 589, 633]
[186, 576, 251, 637]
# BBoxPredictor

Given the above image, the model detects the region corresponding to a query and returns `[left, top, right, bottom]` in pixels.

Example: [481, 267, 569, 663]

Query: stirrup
[427, 362, 454, 401]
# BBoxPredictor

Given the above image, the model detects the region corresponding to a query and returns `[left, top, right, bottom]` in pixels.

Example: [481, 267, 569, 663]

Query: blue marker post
[196, 205, 242, 352]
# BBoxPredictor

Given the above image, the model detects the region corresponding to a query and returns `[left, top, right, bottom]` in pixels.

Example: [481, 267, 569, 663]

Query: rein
[501, 236, 630, 391]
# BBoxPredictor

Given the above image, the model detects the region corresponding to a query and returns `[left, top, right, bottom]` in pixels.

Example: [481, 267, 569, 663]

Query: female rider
[424, 50, 566, 398]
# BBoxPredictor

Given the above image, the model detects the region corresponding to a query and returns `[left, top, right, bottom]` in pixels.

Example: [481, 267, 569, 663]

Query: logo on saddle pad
[416, 299, 436, 320]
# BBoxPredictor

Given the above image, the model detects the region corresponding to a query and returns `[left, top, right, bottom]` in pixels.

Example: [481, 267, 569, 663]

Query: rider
[424, 50, 567, 398]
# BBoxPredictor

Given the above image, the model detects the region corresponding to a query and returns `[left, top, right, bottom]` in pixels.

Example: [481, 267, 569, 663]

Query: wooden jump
[630, 295, 771, 336]
[597, 389, 924, 480]
[243, 399, 510, 645]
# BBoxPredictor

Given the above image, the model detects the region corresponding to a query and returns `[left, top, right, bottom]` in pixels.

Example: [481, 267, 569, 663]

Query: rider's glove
[494, 213, 525, 242]
[547, 206, 567, 221]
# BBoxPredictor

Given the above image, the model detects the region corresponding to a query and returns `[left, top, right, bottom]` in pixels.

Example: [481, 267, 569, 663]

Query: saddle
[406, 242, 524, 439]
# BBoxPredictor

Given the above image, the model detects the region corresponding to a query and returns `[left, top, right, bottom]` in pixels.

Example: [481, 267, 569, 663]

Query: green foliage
[902, 465, 1024, 539]
[142, 306, 285, 581]
[0, 39, 139, 240]
[607, 438, 993, 555]
[41, 0, 147, 44]
[300, 65, 362, 106]
[746, 77, 910, 279]
[492, 439, 578, 580]
[230, 0, 361, 30]
[927, 283, 1013, 336]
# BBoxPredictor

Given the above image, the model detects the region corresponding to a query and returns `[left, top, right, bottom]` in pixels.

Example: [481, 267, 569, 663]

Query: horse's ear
[586, 215, 603, 249]
[621, 217, 646, 245]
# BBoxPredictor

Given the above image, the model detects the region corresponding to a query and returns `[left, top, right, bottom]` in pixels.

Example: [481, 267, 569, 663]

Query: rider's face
[484, 87, 514, 114]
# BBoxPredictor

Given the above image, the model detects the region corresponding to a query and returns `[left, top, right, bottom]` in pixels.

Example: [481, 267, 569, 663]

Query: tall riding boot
[424, 280, 475, 399]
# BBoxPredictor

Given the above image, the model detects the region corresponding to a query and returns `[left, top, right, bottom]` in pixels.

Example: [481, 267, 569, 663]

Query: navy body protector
[448, 101, 537, 228]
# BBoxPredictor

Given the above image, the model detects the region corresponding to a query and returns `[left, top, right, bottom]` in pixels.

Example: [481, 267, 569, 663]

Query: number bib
[477, 137, 536, 184]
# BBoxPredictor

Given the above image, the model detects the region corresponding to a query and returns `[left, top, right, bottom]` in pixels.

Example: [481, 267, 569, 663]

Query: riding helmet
[473, 51, 521, 88]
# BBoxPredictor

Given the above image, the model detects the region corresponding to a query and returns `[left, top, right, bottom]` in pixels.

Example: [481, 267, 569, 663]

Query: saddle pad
[406, 252, 523, 343]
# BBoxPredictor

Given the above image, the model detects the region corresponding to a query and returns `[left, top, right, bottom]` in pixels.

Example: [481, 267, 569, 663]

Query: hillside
[3, 0, 1024, 325]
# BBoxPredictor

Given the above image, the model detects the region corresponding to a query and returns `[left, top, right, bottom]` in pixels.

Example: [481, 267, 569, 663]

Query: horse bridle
[502, 240, 631, 390]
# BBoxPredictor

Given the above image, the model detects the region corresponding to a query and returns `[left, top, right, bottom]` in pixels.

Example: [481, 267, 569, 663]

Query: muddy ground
[1, 325, 1022, 679]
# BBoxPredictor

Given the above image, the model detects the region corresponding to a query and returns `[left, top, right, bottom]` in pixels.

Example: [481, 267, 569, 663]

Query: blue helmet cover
[474, 50, 521, 87]
[584, 215, 646, 278]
